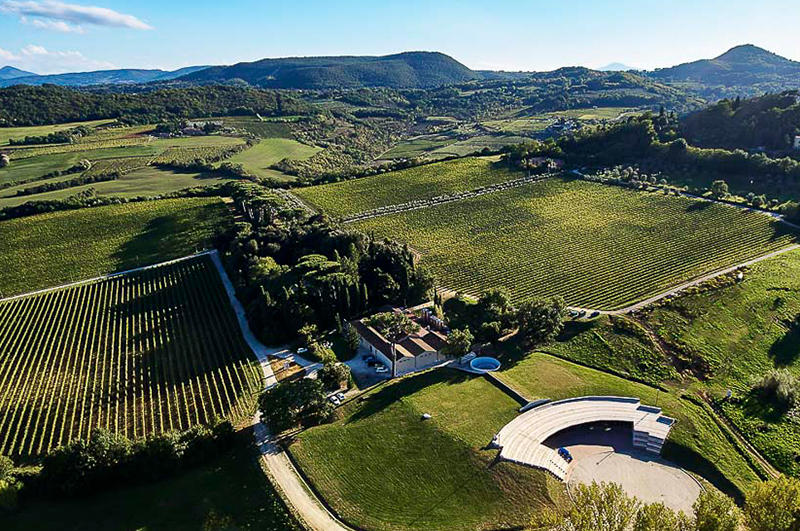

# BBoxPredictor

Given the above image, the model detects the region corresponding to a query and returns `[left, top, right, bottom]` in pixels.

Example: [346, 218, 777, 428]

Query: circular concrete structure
[470, 357, 501, 373]
[549, 424, 702, 515]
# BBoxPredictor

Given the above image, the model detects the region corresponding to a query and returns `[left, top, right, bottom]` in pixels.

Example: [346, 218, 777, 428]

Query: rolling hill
[0, 65, 210, 88]
[179, 51, 481, 89]
[649, 44, 800, 91]
[0, 66, 36, 80]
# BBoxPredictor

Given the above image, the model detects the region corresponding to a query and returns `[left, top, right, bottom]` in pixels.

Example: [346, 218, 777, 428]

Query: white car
[375, 366, 389, 374]
[328, 395, 341, 405]
[335, 392, 346, 402]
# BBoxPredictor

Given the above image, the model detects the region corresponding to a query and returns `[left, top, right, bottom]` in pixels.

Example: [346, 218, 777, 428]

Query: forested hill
[0, 66, 36, 80]
[0, 66, 210, 88]
[681, 91, 800, 150]
[179, 51, 481, 89]
[649, 44, 800, 96]
[0, 85, 310, 126]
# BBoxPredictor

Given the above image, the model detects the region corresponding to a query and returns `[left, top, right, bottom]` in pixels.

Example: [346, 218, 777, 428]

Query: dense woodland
[0, 85, 310, 126]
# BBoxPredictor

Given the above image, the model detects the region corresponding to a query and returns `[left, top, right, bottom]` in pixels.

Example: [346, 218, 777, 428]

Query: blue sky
[1, 0, 799, 74]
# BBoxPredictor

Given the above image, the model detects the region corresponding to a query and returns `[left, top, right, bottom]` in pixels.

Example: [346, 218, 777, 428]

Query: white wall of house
[359, 335, 393, 368]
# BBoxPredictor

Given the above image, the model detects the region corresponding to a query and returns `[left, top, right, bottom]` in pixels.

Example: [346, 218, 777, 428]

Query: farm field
[223, 137, 320, 181]
[493, 352, 760, 498]
[5, 436, 298, 531]
[290, 370, 564, 531]
[0, 254, 262, 460]
[294, 156, 519, 219]
[0, 197, 230, 296]
[0, 119, 115, 146]
[350, 177, 797, 310]
[0, 167, 236, 208]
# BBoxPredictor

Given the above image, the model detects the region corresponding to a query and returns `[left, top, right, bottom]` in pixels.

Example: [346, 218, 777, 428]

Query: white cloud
[0, 1, 152, 31]
[0, 44, 114, 74]
[21, 14, 84, 32]
[0, 47, 20, 61]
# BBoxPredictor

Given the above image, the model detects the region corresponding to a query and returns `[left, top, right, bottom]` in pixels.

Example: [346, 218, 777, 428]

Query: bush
[35, 420, 235, 497]
[753, 368, 800, 410]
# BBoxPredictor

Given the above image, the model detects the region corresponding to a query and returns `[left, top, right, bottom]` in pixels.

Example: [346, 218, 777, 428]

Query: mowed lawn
[294, 156, 520, 218]
[5, 435, 298, 531]
[291, 370, 564, 531]
[224, 137, 319, 181]
[351, 177, 797, 310]
[0, 198, 230, 296]
[494, 353, 760, 499]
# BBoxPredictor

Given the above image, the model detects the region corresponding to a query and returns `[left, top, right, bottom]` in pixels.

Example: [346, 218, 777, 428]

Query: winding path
[210, 250, 351, 531]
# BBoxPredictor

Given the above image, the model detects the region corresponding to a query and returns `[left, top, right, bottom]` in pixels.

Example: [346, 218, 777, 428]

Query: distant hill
[598, 63, 637, 72]
[0, 66, 36, 80]
[649, 44, 800, 93]
[0, 66, 210, 88]
[180, 52, 481, 89]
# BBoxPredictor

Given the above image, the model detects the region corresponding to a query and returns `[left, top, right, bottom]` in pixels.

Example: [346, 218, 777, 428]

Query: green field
[5, 434, 298, 531]
[0, 198, 230, 296]
[0, 119, 115, 146]
[494, 352, 760, 497]
[0, 167, 237, 208]
[640, 248, 800, 475]
[294, 157, 519, 219]
[0, 255, 261, 459]
[351, 177, 797, 309]
[291, 370, 563, 531]
[224, 137, 320, 181]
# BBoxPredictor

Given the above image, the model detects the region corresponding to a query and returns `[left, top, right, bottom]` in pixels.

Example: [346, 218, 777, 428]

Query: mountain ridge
[0, 65, 210, 88]
[179, 51, 481, 89]
[0, 66, 37, 80]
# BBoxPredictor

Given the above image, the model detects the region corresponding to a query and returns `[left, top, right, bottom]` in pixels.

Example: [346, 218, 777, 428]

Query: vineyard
[294, 156, 521, 219]
[0, 254, 261, 460]
[81, 156, 155, 177]
[0, 198, 231, 296]
[351, 177, 798, 310]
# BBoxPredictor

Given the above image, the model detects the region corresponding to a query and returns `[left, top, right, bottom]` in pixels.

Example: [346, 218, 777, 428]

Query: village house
[351, 308, 449, 377]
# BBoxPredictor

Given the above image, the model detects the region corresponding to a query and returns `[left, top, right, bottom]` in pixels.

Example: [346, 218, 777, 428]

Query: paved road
[212, 250, 352, 531]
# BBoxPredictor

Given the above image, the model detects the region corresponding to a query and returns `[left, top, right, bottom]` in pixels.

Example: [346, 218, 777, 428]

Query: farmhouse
[351, 308, 449, 376]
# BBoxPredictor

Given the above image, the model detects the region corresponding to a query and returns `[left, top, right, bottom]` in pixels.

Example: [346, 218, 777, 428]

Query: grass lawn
[224, 138, 319, 181]
[294, 156, 518, 219]
[0, 167, 238, 208]
[4, 434, 298, 531]
[494, 352, 761, 500]
[640, 247, 800, 476]
[0, 198, 230, 296]
[0, 119, 115, 146]
[351, 176, 797, 309]
[291, 370, 564, 531]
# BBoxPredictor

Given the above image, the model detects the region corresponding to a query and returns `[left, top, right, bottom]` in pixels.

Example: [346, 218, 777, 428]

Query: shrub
[753, 369, 800, 410]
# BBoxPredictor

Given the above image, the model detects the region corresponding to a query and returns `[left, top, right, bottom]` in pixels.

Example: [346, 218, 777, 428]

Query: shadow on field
[686, 201, 712, 213]
[345, 370, 472, 424]
[661, 440, 745, 505]
[769, 322, 800, 366]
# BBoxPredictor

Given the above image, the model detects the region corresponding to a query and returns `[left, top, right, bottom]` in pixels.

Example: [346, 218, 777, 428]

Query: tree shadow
[686, 201, 712, 212]
[769, 321, 800, 366]
[661, 440, 745, 505]
[345, 369, 472, 424]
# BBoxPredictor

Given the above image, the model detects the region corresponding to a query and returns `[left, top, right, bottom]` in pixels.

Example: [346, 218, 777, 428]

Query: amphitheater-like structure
[492, 396, 675, 480]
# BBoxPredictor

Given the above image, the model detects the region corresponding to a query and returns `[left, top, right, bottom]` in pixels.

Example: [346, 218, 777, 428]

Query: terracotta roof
[351, 318, 446, 361]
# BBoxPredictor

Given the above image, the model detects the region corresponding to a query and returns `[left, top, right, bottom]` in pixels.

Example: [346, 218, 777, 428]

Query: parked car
[328, 395, 341, 405]
[578, 310, 587, 318]
[569, 310, 579, 318]
[589, 310, 600, 319]
[363, 355, 376, 363]
[335, 392, 346, 402]
[375, 366, 389, 374]
[558, 447, 573, 463]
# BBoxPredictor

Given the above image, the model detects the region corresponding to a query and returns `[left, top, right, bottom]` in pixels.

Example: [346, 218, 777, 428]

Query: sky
[1, 0, 800, 75]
